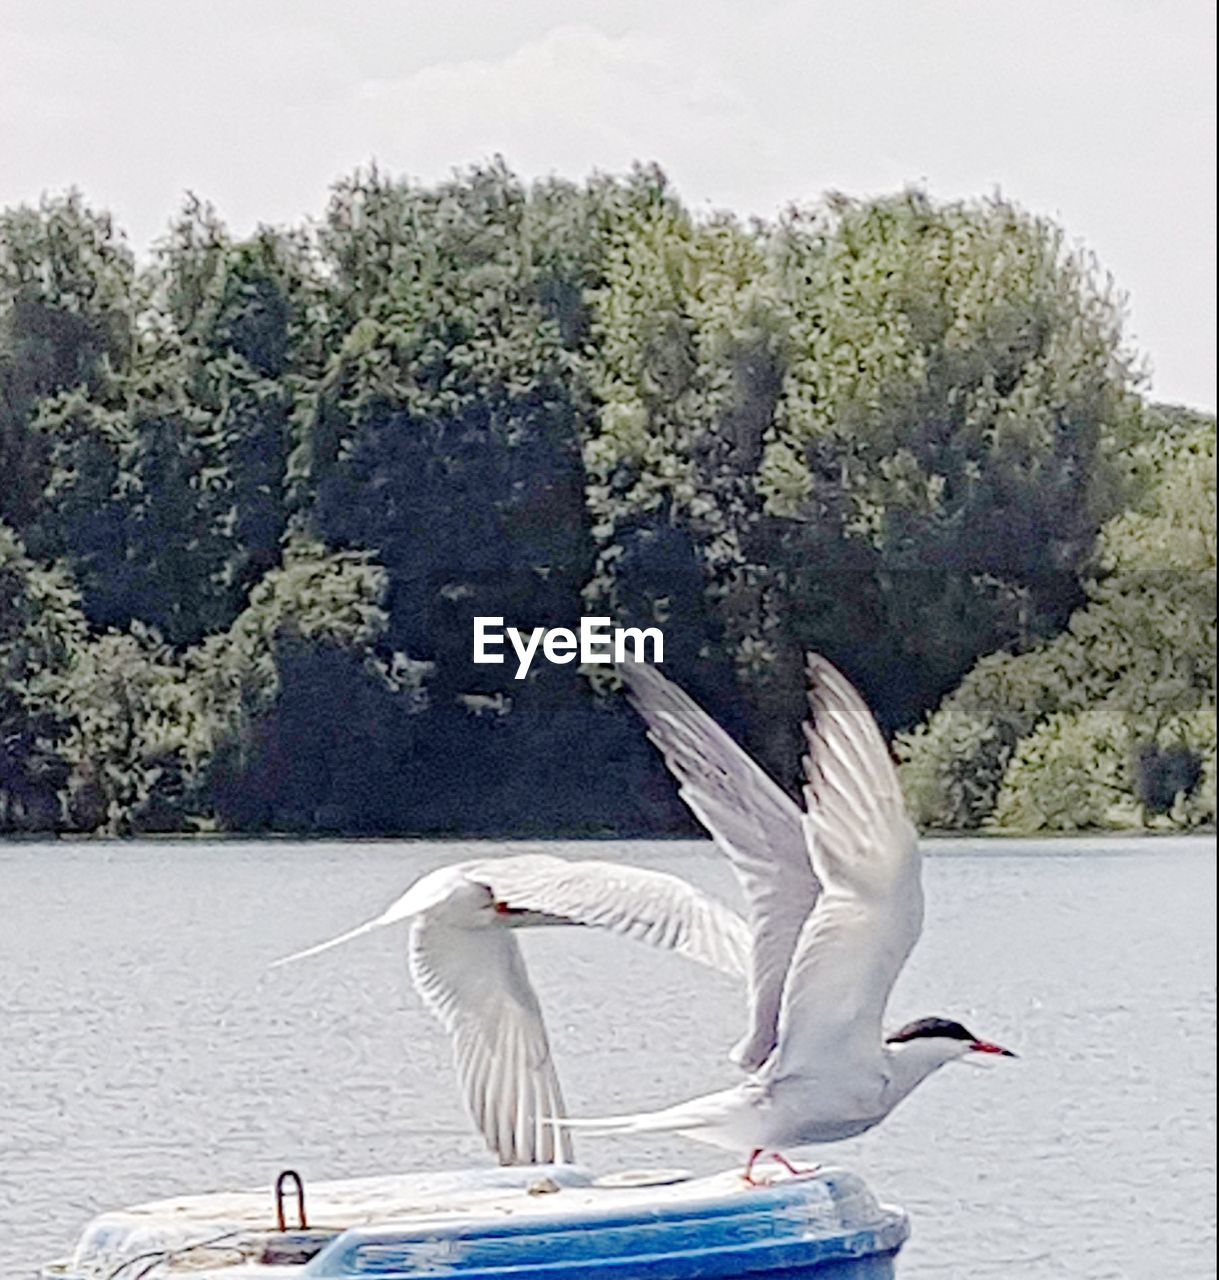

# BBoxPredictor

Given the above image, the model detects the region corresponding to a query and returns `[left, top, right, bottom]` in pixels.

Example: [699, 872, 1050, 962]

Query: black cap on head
[886, 1016, 976, 1045]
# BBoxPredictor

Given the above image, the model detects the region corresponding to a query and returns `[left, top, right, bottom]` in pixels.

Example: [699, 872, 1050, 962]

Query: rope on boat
[102, 1229, 248, 1279]
[97, 1169, 309, 1277]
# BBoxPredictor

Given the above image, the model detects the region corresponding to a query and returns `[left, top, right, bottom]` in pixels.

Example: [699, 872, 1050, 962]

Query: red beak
[969, 1040, 1018, 1058]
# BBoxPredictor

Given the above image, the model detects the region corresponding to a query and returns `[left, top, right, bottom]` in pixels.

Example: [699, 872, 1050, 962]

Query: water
[0, 836, 1214, 1278]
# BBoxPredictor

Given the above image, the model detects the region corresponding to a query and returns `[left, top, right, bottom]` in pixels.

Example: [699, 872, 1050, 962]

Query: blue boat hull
[45, 1163, 908, 1278]
[302, 1167, 908, 1278]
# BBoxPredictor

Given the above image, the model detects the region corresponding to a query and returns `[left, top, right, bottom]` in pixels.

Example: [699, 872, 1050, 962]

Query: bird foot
[772, 1153, 820, 1179]
[740, 1152, 821, 1186]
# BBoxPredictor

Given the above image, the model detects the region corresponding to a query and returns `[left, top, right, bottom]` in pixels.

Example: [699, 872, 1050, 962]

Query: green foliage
[760, 192, 1139, 735]
[1, 523, 208, 836]
[0, 193, 136, 532]
[0, 169, 1203, 836]
[6, 199, 318, 646]
[190, 535, 398, 727]
[991, 708, 1142, 832]
[191, 537, 426, 833]
[33, 380, 238, 643]
[1170, 701, 1217, 828]
[0, 523, 88, 828]
[0, 520, 185, 834]
[299, 165, 593, 656]
[580, 187, 1141, 784]
[901, 412, 1216, 831]
[53, 625, 203, 834]
[896, 647, 1069, 829]
[580, 173, 797, 772]
[0, 503, 412, 833]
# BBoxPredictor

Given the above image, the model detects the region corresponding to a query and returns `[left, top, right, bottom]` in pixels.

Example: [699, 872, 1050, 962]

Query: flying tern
[560, 656, 1015, 1182]
[273, 852, 749, 1165]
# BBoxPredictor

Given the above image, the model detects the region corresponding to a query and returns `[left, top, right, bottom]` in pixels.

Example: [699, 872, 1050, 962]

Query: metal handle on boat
[274, 1169, 308, 1231]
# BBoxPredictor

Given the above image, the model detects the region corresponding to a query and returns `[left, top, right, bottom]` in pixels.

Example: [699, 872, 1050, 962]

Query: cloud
[2, 3, 1213, 406]
[350, 25, 791, 211]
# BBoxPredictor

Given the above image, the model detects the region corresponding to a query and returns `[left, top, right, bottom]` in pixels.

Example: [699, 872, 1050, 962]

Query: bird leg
[771, 1151, 821, 1179]
[743, 1149, 822, 1186]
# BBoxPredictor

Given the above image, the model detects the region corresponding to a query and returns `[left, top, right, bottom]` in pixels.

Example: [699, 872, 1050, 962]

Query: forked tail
[270, 913, 398, 967]
[553, 1112, 676, 1136]
[552, 1089, 739, 1141]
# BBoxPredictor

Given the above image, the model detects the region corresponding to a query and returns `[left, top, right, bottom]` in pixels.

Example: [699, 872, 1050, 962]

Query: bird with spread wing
[559, 655, 1015, 1182]
[273, 851, 749, 1165]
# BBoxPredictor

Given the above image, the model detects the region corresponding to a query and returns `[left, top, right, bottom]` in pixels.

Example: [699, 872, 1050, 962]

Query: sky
[1, 0, 1215, 409]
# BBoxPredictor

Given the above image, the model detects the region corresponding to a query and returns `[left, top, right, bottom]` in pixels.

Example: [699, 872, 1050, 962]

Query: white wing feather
[421, 854, 749, 1163]
[409, 907, 574, 1165]
[465, 853, 751, 979]
[618, 662, 819, 1070]
[768, 654, 922, 1080]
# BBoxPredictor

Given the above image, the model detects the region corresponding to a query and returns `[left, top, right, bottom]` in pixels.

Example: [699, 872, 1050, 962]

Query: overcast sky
[2, 0, 1215, 409]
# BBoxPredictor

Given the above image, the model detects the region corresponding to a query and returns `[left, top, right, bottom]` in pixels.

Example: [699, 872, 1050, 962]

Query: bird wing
[465, 852, 751, 979]
[767, 654, 922, 1080]
[272, 854, 749, 1166]
[618, 661, 819, 1071]
[409, 903, 575, 1166]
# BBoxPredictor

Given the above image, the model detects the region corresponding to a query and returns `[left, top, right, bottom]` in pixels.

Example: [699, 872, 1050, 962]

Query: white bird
[561, 656, 1015, 1182]
[272, 852, 750, 1165]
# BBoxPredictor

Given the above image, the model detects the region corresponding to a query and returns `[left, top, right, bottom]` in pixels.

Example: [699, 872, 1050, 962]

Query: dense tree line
[898, 405, 1215, 831]
[0, 165, 1213, 836]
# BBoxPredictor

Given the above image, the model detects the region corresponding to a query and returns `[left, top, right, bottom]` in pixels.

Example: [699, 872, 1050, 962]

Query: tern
[273, 852, 749, 1165]
[560, 656, 1015, 1182]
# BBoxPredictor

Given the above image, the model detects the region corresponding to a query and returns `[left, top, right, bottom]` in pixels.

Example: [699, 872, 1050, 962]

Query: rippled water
[1, 836, 1214, 1278]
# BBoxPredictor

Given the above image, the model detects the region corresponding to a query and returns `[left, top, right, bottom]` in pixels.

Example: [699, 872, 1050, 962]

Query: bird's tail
[552, 1091, 735, 1139]
[553, 1113, 671, 1137]
[270, 914, 397, 967]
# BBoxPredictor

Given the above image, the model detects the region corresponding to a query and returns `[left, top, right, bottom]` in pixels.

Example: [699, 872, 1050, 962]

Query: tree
[193, 537, 426, 833]
[579, 186, 1141, 788]
[900, 411, 1216, 831]
[290, 165, 647, 832]
[0, 524, 87, 830]
[580, 169, 797, 778]
[759, 191, 1140, 737]
[0, 171, 1195, 837]
[0, 194, 136, 534]
[20, 201, 321, 647]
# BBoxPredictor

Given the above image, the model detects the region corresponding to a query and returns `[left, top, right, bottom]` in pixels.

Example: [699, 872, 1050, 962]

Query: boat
[42, 1162, 909, 1278]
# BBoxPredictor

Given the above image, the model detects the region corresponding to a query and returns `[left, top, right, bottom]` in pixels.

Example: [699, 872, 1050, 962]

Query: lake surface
[0, 836, 1214, 1278]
